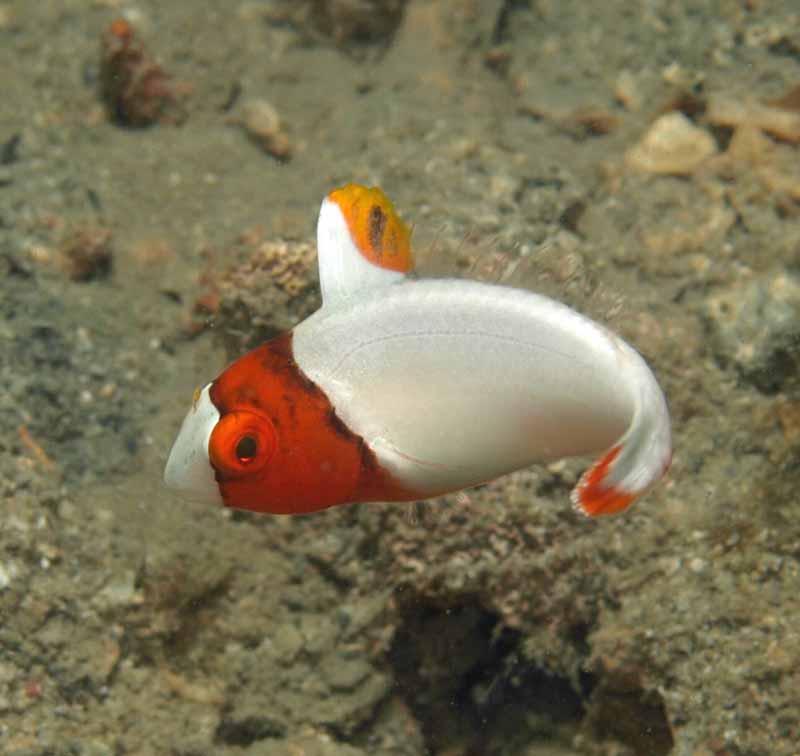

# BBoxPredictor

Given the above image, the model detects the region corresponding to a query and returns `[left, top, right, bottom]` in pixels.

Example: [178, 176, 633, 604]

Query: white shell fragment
[626, 112, 717, 176]
[237, 98, 292, 160]
[707, 95, 800, 144]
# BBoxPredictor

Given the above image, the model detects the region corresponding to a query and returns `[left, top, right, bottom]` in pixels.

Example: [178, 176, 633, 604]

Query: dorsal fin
[317, 184, 413, 307]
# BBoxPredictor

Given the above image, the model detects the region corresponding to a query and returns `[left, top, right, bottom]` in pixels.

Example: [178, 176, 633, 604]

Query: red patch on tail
[573, 445, 635, 517]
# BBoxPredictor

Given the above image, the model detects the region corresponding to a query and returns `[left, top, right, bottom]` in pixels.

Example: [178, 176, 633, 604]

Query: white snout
[164, 384, 224, 505]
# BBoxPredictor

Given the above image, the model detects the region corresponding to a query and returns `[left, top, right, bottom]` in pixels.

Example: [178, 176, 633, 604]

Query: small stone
[319, 655, 373, 692]
[59, 226, 113, 282]
[95, 570, 140, 608]
[614, 69, 641, 111]
[776, 399, 800, 443]
[707, 94, 800, 144]
[689, 557, 708, 574]
[310, 0, 407, 53]
[626, 112, 717, 176]
[0, 563, 14, 590]
[270, 621, 303, 661]
[247, 734, 367, 756]
[80, 740, 115, 756]
[488, 174, 521, 206]
[237, 99, 292, 161]
[100, 18, 185, 127]
[705, 270, 800, 393]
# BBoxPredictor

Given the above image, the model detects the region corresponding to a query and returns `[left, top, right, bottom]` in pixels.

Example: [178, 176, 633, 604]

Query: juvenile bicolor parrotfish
[164, 185, 671, 517]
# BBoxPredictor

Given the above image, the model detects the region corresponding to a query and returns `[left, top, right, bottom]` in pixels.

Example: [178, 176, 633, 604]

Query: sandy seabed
[1, 2, 800, 755]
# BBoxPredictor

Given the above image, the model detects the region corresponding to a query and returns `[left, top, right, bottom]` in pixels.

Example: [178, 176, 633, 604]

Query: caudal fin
[571, 356, 672, 518]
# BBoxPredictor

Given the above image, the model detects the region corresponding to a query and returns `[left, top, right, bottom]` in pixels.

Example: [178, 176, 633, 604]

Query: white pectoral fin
[317, 185, 414, 307]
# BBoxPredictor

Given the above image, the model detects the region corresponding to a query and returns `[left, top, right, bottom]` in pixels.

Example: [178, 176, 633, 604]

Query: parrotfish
[164, 185, 671, 517]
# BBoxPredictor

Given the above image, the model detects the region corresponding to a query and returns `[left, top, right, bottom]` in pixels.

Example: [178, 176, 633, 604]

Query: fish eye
[209, 410, 276, 477]
[235, 434, 258, 463]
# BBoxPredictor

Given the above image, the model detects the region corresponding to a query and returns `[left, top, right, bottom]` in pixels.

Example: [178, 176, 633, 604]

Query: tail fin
[571, 353, 672, 517]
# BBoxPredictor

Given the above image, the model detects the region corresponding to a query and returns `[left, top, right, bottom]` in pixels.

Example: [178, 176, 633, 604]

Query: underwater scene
[1, 1, 799, 754]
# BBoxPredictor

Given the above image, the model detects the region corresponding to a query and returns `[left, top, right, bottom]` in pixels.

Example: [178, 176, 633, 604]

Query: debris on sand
[59, 225, 113, 282]
[187, 234, 318, 351]
[625, 112, 717, 176]
[100, 18, 188, 127]
[706, 91, 800, 144]
[264, 0, 408, 56]
[231, 99, 292, 161]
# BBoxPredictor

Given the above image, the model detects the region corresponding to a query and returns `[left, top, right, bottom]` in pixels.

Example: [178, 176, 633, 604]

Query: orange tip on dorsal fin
[572, 446, 636, 517]
[328, 184, 413, 273]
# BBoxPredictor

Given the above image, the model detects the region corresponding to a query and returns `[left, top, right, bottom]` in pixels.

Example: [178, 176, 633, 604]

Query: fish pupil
[235, 435, 258, 463]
